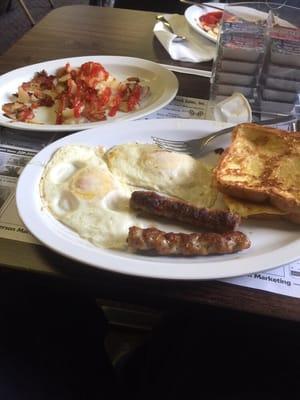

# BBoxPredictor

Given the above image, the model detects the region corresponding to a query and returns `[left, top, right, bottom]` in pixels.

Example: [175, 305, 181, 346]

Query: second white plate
[0, 55, 178, 132]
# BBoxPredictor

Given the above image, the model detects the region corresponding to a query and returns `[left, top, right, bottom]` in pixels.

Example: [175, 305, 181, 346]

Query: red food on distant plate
[2, 61, 150, 125]
[199, 11, 223, 40]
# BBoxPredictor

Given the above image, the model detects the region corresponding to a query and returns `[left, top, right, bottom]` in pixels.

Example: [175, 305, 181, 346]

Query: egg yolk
[70, 167, 113, 199]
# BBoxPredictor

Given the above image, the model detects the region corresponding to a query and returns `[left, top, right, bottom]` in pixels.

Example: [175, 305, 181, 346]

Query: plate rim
[16, 118, 300, 280]
[0, 55, 178, 132]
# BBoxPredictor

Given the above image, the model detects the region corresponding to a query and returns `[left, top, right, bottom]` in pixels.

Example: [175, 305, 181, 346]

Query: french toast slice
[215, 123, 300, 216]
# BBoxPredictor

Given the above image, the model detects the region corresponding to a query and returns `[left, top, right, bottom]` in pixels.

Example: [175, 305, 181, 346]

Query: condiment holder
[209, 2, 300, 119]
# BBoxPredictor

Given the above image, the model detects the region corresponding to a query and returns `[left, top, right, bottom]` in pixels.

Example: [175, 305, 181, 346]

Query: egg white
[104, 143, 218, 207]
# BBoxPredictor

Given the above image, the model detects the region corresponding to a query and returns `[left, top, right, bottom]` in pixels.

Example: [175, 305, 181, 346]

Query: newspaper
[1, 95, 300, 299]
[0, 129, 61, 244]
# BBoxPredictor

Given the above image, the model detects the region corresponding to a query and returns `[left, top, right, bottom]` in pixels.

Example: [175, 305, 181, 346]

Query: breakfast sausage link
[127, 226, 251, 256]
[130, 191, 241, 233]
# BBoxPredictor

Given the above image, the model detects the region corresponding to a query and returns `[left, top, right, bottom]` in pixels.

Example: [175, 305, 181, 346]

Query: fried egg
[104, 143, 217, 207]
[40, 144, 149, 249]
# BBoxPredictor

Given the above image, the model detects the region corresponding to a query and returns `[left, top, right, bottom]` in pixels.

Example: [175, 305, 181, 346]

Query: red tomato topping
[199, 11, 223, 28]
[78, 62, 109, 88]
[98, 87, 112, 107]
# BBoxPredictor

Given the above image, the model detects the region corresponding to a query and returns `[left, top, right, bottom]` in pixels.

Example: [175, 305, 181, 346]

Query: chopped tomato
[98, 87, 112, 107]
[84, 62, 109, 80]
[78, 62, 109, 88]
[199, 11, 223, 28]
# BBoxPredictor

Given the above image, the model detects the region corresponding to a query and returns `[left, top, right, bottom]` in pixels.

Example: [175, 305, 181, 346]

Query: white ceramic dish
[0, 56, 178, 132]
[185, 4, 224, 43]
[16, 118, 300, 280]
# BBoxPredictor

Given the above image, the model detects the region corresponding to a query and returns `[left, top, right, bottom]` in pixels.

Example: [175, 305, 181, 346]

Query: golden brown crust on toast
[215, 123, 300, 215]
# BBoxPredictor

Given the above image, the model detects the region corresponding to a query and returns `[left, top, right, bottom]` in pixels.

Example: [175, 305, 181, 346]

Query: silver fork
[152, 115, 298, 158]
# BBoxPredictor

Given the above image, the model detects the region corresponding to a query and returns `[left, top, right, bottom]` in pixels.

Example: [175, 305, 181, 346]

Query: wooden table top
[1, 5, 300, 321]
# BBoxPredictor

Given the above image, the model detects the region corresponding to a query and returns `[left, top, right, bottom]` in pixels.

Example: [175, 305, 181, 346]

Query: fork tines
[152, 136, 191, 153]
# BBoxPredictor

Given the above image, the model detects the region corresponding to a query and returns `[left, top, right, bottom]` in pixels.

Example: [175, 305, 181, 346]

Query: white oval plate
[16, 119, 300, 280]
[185, 4, 224, 44]
[0, 56, 178, 132]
